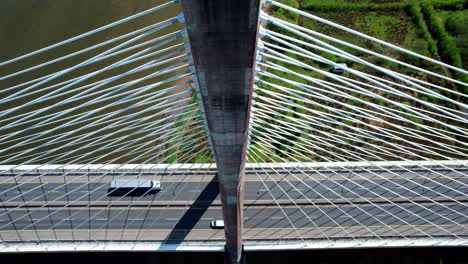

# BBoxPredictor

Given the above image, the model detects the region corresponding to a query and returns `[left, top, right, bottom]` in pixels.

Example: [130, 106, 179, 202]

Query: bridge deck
[1, 164, 467, 246]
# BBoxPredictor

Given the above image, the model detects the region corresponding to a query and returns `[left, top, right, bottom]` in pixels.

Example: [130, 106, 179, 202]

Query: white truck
[109, 179, 161, 192]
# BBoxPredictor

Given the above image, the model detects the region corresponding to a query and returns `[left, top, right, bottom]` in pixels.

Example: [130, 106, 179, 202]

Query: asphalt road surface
[0, 167, 467, 242]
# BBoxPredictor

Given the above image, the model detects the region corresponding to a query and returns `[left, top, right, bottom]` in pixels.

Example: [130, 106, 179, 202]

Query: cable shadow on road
[163, 173, 220, 245]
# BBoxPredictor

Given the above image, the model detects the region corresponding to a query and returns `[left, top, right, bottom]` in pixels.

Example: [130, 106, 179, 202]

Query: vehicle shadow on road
[163, 174, 220, 245]
[106, 189, 159, 197]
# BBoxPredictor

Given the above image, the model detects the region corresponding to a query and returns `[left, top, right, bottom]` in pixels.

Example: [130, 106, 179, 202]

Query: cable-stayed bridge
[0, 1, 466, 263]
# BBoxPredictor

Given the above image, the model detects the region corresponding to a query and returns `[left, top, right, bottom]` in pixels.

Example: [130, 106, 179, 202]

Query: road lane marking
[2, 223, 468, 233]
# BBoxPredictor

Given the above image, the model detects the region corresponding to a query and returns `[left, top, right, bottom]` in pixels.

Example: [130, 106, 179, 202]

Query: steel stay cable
[259, 22, 468, 123]
[250, 140, 438, 241]
[259, 39, 467, 122]
[1, 130, 208, 230]
[0, 41, 187, 110]
[0, 61, 191, 154]
[41, 137, 209, 235]
[0, 92, 194, 170]
[251, 139, 468, 240]
[251, 117, 468, 234]
[249, 148, 369, 241]
[0, 74, 194, 166]
[252, 113, 468, 215]
[254, 103, 433, 163]
[0, 74, 192, 152]
[0, 19, 181, 81]
[254, 85, 465, 158]
[65, 141, 210, 237]
[252, 106, 468, 216]
[2, 105, 201, 163]
[261, 30, 467, 105]
[0, 66, 191, 141]
[254, 129, 467, 226]
[1, 32, 185, 98]
[254, 89, 467, 161]
[258, 69, 467, 141]
[0, 115, 203, 210]
[259, 62, 467, 141]
[108, 148, 212, 242]
[253, 84, 468, 179]
[260, 37, 467, 117]
[249, 142, 406, 241]
[256, 80, 467, 157]
[0, 55, 191, 137]
[256, 78, 466, 156]
[20, 117, 203, 170]
[20, 140, 209, 244]
[253, 97, 468, 186]
[253, 97, 459, 165]
[130, 151, 213, 244]
[0, 98, 199, 188]
[0, 102, 200, 204]
[269, 1, 468, 75]
[254, 110, 464, 177]
[261, 21, 467, 89]
[258, 75, 464, 158]
[246, 155, 307, 245]
[260, 36, 467, 114]
[0, 102, 201, 199]
[250, 129, 463, 238]
[0, 17, 179, 114]
[260, 27, 468, 124]
[254, 110, 414, 162]
[259, 59, 468, 152]
[0, 79, 194, 148]
[261, 50, 467, 134]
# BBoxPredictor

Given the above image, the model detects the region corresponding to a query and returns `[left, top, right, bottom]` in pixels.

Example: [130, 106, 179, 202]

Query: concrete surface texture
[181, 0, 261, 263]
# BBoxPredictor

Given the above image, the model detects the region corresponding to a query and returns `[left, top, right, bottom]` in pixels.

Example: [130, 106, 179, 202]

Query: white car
[210, 220, 224, 229]
[151, 180, 162, 191]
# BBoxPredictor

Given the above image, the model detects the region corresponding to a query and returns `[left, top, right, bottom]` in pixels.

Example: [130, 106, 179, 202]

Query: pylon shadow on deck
[163, 174, 220, 245]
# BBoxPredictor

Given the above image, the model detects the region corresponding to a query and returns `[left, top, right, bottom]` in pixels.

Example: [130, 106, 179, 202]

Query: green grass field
[274, 0, 467, 74]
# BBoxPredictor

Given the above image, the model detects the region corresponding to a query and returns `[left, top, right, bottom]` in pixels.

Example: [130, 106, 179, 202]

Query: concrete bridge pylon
[181, 0, 261, 263]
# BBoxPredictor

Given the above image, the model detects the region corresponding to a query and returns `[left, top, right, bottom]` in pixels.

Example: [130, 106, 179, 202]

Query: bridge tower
[181, 0, 261, 263]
